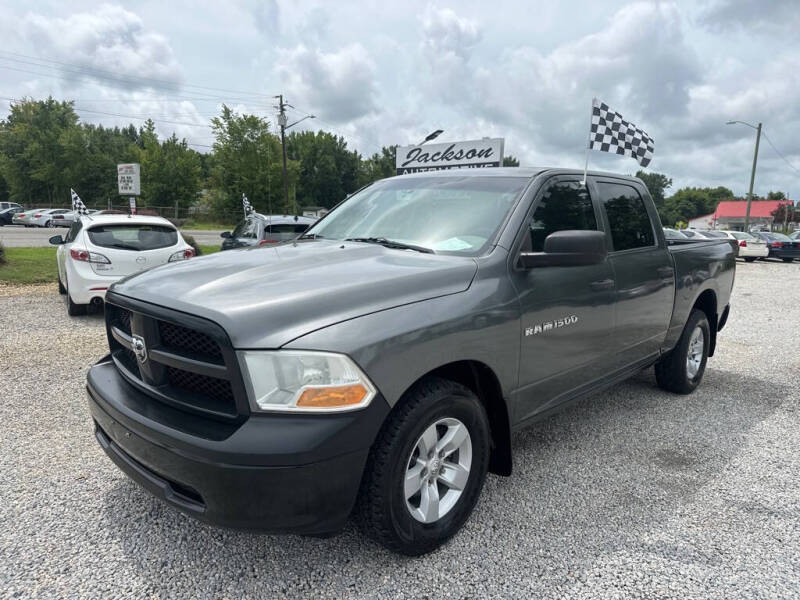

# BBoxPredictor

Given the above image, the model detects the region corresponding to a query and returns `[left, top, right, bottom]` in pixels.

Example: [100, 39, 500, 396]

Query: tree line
[0, 97, 789, 226]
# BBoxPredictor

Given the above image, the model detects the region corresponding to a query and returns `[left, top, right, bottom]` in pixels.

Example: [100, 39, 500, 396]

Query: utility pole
[745, 122, 762, 231]
[275, 95, 290, 214]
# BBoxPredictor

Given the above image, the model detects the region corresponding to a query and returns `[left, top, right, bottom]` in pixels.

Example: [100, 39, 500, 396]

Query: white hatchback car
[719, 230, 770, 262]
[50, 215, 195, 315]
[30, 208, 74, 227]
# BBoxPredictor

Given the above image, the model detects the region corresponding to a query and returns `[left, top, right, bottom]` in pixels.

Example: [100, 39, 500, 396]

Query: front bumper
[87, 358, 389, 534]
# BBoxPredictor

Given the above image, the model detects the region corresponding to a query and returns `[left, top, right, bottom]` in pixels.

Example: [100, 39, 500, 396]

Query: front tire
[358, 377, 490, 556]
[655, 309, 710, 394]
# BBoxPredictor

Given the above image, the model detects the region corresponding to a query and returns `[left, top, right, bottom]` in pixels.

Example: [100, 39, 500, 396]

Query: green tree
[767, 190, 786, 200]
[503, 155, 520, 167]
[0, 97, 82, 205]
[358, 146, 397, 187]
[286, 130, 360, 209]
[635, 170, 672, 209]
[208, 105, 289, 219]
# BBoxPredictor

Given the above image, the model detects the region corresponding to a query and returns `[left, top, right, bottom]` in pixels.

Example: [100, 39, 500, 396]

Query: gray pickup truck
[87, 168, 735, 555]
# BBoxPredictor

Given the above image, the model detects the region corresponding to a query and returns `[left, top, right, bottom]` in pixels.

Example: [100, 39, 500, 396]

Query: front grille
[159, 321, 222, 362]
[105, 298, 246, 420]
[166, 367, 234, 407]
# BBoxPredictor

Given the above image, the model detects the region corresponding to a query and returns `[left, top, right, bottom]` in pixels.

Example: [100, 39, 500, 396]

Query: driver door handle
[590, 279, 615, 291]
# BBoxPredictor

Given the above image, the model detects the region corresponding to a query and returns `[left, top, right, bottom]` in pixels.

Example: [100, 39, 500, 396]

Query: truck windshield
[304, 176, 528, 255]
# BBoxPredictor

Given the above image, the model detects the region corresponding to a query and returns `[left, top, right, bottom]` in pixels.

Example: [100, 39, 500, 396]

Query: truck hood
[110, 240, 478, 348]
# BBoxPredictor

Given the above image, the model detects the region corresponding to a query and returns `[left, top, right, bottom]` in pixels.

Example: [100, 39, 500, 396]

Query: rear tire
[744, 257, 756, 263]
[58, 277, 67, 295]
[655, 309, 710, 394]
[782, 258, 794, 263]
[358, 377, 490, 556]
[45, 220, 52, 227]
[67, 291, 86, 316]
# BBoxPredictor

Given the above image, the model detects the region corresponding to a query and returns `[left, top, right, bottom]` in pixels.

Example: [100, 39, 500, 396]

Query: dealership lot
[0, 262, 797, 599]
[0, 226, 225, 247]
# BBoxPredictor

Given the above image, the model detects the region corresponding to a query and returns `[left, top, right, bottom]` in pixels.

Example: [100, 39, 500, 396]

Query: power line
[761, 129, 800, 175]
[0, 51, 276, 100]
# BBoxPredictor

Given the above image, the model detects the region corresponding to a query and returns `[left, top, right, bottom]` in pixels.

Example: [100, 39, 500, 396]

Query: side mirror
[49, 235, 64, 245]
[519, 230, 607, 268]
[220, 231, 232, 238]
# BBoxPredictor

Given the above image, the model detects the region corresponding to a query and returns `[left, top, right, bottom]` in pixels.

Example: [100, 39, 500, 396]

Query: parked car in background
[720, 230, 769, 262]
[790, 230, 800, 240]
[12, 209, 48, 227]
[49, 215, 196, 315]
[220, 214, 317, 250]
[682, 229, 712, 240]
[0, 201, 22, 211]
[753, 232, 800, 262]
[698, 230, 739, 255]
[29, 208, 74, 227]
[0, 206, 23, 226]
[663, 228, 688, 240]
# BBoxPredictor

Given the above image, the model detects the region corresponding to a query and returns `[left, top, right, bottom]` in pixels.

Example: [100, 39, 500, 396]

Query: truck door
[509, 177, 617, 422]
[593, 178, 674, 366]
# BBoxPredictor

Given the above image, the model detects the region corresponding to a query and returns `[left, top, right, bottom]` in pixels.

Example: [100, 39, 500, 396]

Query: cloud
[23, 4, 182, 90]
[700, 0, 800, 33]
[274, 43, 379, 123]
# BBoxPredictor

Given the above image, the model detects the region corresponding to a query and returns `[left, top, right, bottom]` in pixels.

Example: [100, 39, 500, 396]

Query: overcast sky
[1, 0, 799, 198]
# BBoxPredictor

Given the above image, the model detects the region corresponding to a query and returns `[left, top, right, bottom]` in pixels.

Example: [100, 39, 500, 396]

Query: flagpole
[581, 98, 595, 186]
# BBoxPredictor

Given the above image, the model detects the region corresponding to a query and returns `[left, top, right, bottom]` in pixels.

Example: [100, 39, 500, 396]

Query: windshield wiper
[344, 237, 435, 254]
[298, 233, 324, 240]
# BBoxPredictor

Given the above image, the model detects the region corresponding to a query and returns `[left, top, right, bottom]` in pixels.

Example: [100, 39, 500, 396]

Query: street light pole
[726, 120, 762, 230]
[275, 95, 314, 215]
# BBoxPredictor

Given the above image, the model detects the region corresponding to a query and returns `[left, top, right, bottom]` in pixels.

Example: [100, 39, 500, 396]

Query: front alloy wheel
[404, 417, 472, 524]
[358, 377, 489, 556]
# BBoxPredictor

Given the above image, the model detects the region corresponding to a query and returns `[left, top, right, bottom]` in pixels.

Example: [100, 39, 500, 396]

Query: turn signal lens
[296, 384, 370, 408]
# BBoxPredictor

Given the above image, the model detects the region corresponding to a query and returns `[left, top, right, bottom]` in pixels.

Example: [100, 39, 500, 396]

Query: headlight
[238, 350, 376, 412]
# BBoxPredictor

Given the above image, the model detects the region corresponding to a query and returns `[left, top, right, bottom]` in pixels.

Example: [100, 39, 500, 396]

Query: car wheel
[45, 220, 52, 227]
[358, 377, 490, 556]
[58, 277, 67, 295]
[782, 258, 794, 263]
[744, 257, 756, 262]
[66, 282, 86, 316]
[655, 309, 710, 394]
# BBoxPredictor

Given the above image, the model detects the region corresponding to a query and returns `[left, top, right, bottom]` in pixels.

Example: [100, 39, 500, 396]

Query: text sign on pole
[396, 138, 504, 175]
[117, 163, 141, 196]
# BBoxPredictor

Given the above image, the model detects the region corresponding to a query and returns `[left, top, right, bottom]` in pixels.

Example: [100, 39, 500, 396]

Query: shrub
[182, 234, 202, 256]
[0, 240, 6, 266]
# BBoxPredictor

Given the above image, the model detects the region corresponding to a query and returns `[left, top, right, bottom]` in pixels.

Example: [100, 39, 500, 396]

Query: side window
[65, 220, 82, 243]
[233, 218, 258, 239]
[598, 183, 655, 251]
[527, 181, 598, 252]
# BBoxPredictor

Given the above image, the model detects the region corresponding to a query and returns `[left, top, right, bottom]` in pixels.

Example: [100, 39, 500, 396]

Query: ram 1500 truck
[87, 168, 735, 555]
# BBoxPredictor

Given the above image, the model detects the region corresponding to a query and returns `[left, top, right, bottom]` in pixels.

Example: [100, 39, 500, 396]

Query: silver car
[29, 208, 74, 227]
[12, 208, 48, 227]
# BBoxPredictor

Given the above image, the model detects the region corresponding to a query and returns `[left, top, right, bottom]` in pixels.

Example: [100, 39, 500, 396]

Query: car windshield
[730, 232, 756, 241]
[305, 176, 528, 255]
[663, 229, 687, 239]
[769, 233, 792, 242]
[87, 224, 178, 251]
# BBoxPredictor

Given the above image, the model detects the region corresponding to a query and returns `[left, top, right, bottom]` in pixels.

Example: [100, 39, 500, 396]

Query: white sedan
[719, 230, 770, 262]
[49, 214, 196, 315]
[29, 208, 74, 227]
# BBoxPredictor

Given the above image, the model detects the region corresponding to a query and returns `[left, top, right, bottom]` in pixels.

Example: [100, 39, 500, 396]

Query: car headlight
[238, 350, 376, 412]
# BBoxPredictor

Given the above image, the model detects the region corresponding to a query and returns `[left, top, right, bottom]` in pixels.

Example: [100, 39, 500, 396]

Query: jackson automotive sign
[396, 138, 504, 175]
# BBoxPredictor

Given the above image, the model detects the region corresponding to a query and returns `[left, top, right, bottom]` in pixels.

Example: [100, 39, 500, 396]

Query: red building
[688, 200, 794, 231]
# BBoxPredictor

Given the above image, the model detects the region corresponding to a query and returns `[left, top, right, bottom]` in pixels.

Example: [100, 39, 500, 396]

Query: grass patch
[0, 245, 220, 285]
[0, 247, 58, 284]
[181, 220, 234, 231]
[198, 244, 219, 255]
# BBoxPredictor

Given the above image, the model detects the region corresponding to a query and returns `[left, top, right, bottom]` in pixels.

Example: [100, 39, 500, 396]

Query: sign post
[117, 163, 141, 215]
[395, 138, 504, 175]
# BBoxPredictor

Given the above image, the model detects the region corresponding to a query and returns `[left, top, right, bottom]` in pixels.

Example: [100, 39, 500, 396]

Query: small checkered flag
[242, 193, 254, 216]
[71, 189, 90, 215]
[588, 98, 654, 167]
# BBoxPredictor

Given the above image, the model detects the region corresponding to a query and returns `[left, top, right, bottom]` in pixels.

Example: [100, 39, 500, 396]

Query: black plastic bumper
[87, 358, 389, 534]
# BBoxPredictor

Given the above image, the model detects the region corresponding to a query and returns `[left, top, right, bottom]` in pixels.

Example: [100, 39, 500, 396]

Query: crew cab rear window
[528, 181, 598, 252]
[597, 183, 655, 251]
[87, 224, 178, 251]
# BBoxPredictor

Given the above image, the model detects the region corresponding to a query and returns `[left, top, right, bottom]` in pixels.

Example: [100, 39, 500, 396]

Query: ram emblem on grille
[132, 335, 148, 363]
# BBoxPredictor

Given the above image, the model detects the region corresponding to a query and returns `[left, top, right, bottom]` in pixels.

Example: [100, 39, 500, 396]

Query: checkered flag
[71, 188, 89, 215]
[589, 98, 654, 167]
[242, 193, 254, 216]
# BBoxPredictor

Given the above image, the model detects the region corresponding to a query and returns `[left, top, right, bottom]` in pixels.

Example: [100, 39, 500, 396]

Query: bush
[0, 241, 6, 265]
[182, 234, 202, 256]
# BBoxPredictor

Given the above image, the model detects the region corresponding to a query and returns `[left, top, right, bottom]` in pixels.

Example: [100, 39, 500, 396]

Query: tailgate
[90, 246, 178, 276]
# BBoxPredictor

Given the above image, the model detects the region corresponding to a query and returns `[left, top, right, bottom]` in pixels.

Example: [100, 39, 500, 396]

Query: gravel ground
[0, 261, 798, 599]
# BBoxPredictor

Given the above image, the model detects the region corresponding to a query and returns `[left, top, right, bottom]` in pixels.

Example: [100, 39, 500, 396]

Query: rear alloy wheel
[744, 257, 756, 263]
[358, 377, 489, 556]
[655, 309, 710, 394]
[45, 220, 52, 228]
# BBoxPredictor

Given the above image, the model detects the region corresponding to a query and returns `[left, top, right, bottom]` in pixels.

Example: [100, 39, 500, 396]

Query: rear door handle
[657, 267, 674, 278]
[590, 279, 615, 291]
